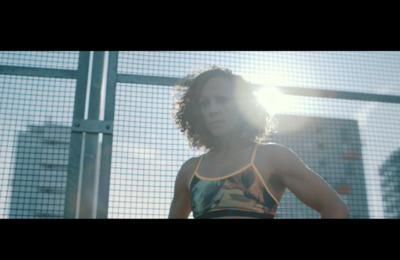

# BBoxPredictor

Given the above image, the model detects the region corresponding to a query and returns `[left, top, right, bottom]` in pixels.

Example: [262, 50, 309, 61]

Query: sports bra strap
[194, 154, 205, 173]
[251, 143, 259, 164]
[196, 143, 259, 172]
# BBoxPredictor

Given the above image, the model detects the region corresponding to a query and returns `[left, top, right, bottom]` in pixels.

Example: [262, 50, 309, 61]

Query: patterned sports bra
[189, 144, 279, 219]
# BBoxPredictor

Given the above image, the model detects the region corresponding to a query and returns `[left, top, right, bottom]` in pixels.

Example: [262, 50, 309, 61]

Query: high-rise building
[379, 148, 400, 219]
[9, 123, 70, 218]
[269, 114, 369, 218]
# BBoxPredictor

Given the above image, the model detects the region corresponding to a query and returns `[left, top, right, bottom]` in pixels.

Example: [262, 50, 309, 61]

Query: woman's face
[197, 77, 243, 137]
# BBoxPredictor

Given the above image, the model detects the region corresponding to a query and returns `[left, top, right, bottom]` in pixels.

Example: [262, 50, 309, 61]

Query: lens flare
[255, 86, 290, 116]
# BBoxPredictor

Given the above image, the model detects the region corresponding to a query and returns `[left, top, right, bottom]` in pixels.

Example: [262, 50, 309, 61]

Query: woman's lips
[208, 120, 225, 127]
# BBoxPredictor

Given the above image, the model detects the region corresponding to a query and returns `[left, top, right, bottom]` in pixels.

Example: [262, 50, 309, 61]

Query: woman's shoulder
[257, 142, 305, 173]
[258, 142, 291, 153]
[181, 155, 202, 172]
[257, 142, 298, 162]
[177, 155, 203, 180]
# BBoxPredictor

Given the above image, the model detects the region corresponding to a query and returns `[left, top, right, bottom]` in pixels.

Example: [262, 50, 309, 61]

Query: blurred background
[1, 51, 399, 218]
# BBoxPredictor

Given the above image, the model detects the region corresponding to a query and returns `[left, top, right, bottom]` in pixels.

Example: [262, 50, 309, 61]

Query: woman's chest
[197, 153, 253, 179]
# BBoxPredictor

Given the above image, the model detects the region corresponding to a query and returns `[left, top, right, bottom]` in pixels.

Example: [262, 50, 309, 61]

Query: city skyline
[5, 114, 377, 218]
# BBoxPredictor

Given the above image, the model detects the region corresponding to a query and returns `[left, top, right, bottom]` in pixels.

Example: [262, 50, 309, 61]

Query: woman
[169, 67, 349, 219]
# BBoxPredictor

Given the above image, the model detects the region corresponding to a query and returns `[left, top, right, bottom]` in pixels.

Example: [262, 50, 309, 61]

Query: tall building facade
[269, 114, 369, 218]
[379, 148, 400, 219]
[9, 123, 70, 218]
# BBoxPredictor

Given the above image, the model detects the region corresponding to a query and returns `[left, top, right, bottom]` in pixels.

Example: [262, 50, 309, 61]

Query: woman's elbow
[336, 204, 350, 218]
[320, 200, 350, 219]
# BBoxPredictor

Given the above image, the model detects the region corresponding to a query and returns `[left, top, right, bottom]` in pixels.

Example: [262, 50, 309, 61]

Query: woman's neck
[211, 132, 254, 156]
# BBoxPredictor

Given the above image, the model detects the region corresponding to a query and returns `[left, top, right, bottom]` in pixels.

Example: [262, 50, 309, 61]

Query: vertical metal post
[64, 51, 91, 218]
[64, 51, 117, 218]
[78, 51, 105, 218]
[96, 51, 118, 218]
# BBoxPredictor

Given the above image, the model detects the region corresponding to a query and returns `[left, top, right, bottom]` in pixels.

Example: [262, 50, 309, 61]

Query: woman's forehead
[198, 77, 233, 97]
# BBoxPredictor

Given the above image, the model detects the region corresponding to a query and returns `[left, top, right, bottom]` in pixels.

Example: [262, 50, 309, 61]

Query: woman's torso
[188, 143, 282, 219]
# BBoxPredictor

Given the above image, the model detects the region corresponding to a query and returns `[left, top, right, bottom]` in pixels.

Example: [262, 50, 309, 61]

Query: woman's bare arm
[168, 158, 196, 219]
[273, 144, 349, 218]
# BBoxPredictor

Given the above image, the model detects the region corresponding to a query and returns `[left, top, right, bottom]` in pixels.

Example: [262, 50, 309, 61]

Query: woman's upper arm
[168, 158, 196, 219]
[272, 144, 349, 217]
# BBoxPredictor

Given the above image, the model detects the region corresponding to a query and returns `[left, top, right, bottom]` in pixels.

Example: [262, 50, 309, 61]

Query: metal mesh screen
[0, 51, 78, 218]
[108, 51, 400, 218]
[108, 83, 201, 218]
[1, 51, 400, 219]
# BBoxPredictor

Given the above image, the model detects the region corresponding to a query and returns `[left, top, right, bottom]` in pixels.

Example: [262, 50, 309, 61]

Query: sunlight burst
[255, 86, 291, 116]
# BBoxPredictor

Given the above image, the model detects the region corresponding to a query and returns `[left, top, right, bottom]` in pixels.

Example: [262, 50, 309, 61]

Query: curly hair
[172, 66, 274, 151]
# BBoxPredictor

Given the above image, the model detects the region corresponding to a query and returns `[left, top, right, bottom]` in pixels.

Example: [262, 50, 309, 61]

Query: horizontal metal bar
[72, 119, 113, 134]
[116, 73, 400, 104]
[117, 73, 179, 86]
[278, 86, 400, 104]
[0, 65, 77, 79]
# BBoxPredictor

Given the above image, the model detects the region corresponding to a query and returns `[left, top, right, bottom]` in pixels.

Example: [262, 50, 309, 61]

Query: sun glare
[255, 86, 292, 116]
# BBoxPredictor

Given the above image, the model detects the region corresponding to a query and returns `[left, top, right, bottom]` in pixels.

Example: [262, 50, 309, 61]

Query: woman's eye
[199, 99, 209, 107]
[216, 96, 231, 104]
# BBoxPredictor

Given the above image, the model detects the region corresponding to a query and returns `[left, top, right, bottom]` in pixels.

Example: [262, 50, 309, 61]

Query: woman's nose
[207, 100, 220, 115]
